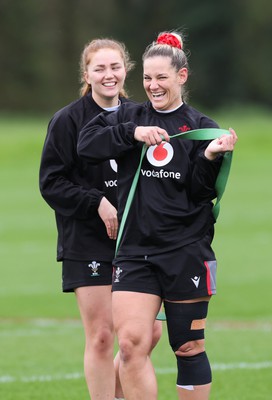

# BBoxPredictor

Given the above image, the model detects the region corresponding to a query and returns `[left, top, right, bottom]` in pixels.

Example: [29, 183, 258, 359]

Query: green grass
[0, 109, 271, 399]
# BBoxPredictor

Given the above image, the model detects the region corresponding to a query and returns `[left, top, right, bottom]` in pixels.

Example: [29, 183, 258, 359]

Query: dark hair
[79, 38, 135, 97]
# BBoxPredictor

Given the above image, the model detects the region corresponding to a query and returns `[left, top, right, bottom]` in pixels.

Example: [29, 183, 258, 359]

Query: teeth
[103, 82, 116, 87]
[152, 92, 164, 98]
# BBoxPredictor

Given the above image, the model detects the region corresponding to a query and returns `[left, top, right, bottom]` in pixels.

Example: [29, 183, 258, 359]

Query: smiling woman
[82, 47, 130, 108]
[77, 30, 238, 400]
[39, 38, 136, 400]
[39, 36, 163, 400]
[84, 49, 126, 106]
[79, 38, 134, 100]
[39, 38, 131, 400]
[143, 32, 188, 111]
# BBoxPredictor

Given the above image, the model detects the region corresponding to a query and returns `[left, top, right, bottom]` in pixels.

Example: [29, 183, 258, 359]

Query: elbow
[77, 139, 91, 162]
[39, 181, 50, 202]
[39, 176, 46, 197]
[76, 139, 84, 159]
[39, 175, 55, 203]
[77, 140, 106, 165]
[191, 187, 217, 204]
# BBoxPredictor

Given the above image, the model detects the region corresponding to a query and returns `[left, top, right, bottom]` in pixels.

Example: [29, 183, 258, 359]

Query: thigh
[75, 285, 113, 334]
[113, 291, 161, 351]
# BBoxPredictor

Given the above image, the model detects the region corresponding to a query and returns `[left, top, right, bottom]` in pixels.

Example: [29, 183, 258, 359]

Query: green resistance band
[115, 128, 233, 321]
[116, 128, 233, 255]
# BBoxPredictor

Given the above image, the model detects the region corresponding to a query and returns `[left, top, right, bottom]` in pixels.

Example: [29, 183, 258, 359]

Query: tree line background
[1, 0, 271, 115]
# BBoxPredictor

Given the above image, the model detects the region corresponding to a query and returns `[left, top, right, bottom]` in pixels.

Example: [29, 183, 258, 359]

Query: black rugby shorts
[62, 259, 113, 292]
[112, 235, 217, 301]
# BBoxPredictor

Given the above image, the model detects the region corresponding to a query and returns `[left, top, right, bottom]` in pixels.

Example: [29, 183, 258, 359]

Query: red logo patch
[178, 125, 191, 132]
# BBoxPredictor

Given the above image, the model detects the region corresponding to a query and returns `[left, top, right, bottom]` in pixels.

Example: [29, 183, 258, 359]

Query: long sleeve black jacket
[78, 102, 222, 256]
[39, 94, 129, 261]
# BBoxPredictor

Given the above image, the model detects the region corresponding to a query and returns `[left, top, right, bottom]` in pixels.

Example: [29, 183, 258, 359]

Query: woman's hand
[134, 126, 170, 146]
[98, 197, 118, 240]
[204, 128, 238, 161]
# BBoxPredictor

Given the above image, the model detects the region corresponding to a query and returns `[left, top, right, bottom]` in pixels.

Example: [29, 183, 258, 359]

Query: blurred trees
[0, 0, 271, 114]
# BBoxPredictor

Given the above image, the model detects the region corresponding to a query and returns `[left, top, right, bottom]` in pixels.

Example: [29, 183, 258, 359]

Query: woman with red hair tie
[78, 31, 238, 400]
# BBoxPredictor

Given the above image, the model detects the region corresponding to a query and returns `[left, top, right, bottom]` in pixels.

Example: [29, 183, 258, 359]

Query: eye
[144, 76, 151, 81]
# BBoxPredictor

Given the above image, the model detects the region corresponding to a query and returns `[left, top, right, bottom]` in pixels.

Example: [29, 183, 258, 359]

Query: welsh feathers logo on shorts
[146, 142, 174, 167]
[88, 261, 100, 277]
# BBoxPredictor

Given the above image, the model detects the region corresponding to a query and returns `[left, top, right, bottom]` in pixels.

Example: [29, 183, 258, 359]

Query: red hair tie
[156, 33, 182, 49]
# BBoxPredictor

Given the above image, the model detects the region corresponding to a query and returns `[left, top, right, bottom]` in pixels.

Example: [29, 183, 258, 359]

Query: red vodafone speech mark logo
[146, 142, 174, 167]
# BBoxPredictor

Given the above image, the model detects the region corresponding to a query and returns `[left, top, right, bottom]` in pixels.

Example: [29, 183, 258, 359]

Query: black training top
[78, 102, 222, 256]
[39, 94, 130, 261]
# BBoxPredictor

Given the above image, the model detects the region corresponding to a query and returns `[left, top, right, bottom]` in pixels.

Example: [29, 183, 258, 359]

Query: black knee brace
[164, 301, 211, 386]
[176, 351, 212, 386]
[164, 301, 208, 351]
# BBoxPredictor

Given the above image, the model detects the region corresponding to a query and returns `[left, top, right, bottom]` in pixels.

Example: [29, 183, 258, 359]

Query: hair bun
[156, 33, 182, 49]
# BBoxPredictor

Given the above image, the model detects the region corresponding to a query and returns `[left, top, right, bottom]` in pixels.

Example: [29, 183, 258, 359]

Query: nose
[105, 68, 114, 78]
[149, 79, 159, 90]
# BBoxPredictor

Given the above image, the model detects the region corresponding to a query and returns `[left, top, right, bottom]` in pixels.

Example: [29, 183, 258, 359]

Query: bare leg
[113, 291, 161, 400]
[114, 318, 162, 398]
[75, 286, 115, 399]
[114, 352, 123, 399]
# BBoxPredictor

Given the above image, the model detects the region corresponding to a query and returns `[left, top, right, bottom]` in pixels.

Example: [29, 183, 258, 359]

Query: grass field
[0, 108, 272, 399]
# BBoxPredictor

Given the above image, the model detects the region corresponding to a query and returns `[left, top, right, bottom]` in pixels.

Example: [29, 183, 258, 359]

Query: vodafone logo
[110, 159, 117, 172]
[143, 142, 181, 180]
[146, 142, 173, 167]
[105, 159, 117, 188]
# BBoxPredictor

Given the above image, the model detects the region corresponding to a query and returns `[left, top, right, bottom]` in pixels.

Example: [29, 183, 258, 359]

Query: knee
[176, 351, 212, 386]
[164, 300, 209, 354]
[118, 338, 133, 363]
[118, 329, 151, 364]
[151, 320, 163, 350]
[118, 334, 141, 363]
[175, 338, 205, 357]
[87, 326, 114, 355]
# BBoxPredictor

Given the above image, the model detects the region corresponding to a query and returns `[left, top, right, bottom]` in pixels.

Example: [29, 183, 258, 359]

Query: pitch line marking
[1, 319, 272, 337]
[1, 362, 272, 384]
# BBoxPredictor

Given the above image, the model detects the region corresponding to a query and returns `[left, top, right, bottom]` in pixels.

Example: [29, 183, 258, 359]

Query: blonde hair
[79, 38, 135, 97]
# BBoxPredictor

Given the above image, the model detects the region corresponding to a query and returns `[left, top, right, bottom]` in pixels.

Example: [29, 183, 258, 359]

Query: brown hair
[79, 38, 135, 97]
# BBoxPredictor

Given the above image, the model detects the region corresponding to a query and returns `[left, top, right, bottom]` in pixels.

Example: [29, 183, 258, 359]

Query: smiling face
[143, 56, 188, 111]
[84, 48, 127, 107]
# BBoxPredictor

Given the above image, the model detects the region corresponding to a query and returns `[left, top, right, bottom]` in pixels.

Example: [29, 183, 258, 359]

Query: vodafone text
[141, 169, 181, 179]
[104, 180, 117, 187]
